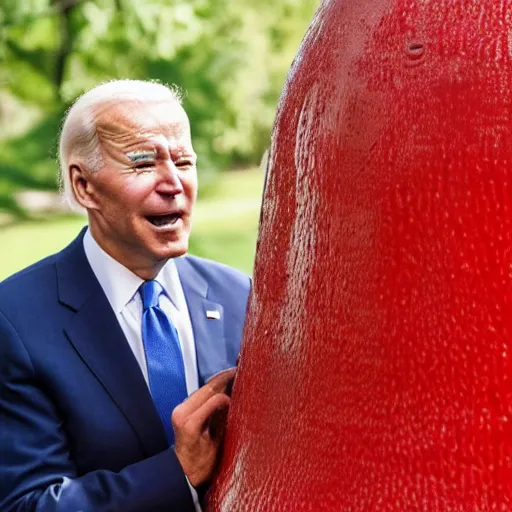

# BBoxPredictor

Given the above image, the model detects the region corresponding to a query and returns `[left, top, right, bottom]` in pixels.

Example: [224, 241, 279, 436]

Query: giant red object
[209, 0, 512, 509]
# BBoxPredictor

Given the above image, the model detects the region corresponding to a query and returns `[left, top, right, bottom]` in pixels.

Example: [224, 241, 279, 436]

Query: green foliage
[0, 0, 319, 216]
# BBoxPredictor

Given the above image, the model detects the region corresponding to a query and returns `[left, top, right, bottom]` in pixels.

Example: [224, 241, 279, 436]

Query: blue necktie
[140, 280, 188, 445]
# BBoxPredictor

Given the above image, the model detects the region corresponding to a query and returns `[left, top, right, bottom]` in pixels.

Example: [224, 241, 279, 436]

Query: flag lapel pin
[206, 309, 221, 320]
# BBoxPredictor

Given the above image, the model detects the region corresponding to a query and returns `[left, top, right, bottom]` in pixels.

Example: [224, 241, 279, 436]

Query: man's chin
[152, 240, 189, 261]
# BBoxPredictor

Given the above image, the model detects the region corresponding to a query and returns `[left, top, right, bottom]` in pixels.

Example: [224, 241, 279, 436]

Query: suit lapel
[175, 257, 229, 386]
[56, 230, 168, 456]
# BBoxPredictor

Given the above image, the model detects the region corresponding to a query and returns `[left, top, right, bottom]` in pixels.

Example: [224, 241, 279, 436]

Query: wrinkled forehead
[94, 99, 192, 146]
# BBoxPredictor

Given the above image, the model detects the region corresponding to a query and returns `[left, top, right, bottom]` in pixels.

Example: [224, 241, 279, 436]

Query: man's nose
[155, 162, 184, 195]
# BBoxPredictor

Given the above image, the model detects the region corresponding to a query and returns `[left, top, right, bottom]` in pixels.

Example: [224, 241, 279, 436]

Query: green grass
[0, 169, 265, 280]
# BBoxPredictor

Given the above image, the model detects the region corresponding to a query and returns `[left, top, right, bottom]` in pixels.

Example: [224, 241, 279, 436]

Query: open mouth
[146, 212, 183, 228]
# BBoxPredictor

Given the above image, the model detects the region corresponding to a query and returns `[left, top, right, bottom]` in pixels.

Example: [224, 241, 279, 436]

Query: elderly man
[0, 80, 250, 511]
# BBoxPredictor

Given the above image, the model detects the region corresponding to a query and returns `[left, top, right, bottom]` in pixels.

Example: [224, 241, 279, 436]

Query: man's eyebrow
[126, 150, 158, 163]
[172, 148, 197, 160]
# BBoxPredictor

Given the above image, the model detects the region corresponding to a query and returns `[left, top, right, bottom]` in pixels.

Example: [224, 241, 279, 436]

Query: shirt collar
[83, 228, 182, 314]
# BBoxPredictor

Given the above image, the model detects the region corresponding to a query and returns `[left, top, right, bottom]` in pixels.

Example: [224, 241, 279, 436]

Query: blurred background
[0, 0, 319, 279]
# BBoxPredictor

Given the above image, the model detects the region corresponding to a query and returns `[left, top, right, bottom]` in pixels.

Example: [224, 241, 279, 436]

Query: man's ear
[70, 164, 99, 210]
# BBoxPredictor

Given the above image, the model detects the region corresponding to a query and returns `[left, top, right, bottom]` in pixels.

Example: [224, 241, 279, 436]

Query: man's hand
[172, 368, 236, 487]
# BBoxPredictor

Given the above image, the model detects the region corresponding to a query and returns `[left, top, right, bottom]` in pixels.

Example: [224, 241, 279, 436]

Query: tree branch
[53, 0, 82, 102]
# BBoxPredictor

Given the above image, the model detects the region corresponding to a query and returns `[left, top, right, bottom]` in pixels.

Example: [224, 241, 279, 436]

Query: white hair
[58, 79, 183, 213]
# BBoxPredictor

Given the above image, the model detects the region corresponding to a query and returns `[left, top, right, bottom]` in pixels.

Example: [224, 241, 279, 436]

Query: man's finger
[188, 393, 231, 435]
[207, 403, 230, 442]
[173, 369, 236, 422]
[206, 368, 237, 391]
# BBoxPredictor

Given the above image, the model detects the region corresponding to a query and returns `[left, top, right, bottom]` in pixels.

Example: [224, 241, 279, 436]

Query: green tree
[0, 0, 319, 216]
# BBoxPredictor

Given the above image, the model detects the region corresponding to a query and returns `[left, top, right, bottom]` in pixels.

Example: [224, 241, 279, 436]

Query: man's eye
[135, 162, 154, 171]
[176, 161, 194, 169]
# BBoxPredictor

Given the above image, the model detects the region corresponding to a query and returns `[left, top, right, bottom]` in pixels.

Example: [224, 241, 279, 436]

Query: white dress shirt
[83, 228, 202, 511]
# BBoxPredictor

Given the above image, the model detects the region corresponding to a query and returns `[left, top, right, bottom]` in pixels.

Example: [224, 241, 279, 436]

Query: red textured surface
[209, 0, 512, 510]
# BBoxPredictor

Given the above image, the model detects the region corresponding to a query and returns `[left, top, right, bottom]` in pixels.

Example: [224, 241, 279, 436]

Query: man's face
[81, 99, 198, 276]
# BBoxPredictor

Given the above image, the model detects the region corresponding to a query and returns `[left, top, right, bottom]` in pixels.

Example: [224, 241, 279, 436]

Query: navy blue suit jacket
[0, 230, 250, 511]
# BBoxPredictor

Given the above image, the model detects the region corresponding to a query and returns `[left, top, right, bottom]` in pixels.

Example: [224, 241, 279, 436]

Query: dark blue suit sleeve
[0, 311, 195, 512]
